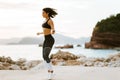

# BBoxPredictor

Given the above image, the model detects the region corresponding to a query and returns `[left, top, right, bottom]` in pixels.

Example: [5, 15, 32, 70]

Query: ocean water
[0, 45, 119, 60]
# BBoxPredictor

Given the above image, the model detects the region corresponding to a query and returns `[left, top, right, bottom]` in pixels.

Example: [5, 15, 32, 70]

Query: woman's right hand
[37, 32, 42, 35]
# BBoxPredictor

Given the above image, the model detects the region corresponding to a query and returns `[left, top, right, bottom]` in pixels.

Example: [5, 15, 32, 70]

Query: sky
[0, 0, 120, 39]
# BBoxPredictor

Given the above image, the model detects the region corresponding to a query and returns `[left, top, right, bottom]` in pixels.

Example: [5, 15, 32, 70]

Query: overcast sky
[0, 0, 120, 39]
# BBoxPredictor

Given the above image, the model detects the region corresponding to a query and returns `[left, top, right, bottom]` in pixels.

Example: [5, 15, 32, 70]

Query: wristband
[53, 30, 55, 32]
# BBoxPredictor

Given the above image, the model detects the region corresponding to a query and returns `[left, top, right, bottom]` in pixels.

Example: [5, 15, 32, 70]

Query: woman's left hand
[51, 30, 55, 34]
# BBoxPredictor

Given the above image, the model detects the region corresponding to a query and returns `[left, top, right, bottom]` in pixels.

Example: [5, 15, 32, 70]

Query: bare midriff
[43, 28, 51, 35]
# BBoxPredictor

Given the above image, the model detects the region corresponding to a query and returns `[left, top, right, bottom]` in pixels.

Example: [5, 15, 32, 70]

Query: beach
[0, 46, 120, 80]
[0, 66, 120, 80]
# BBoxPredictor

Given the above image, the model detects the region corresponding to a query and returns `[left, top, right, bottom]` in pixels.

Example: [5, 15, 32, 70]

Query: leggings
[43, 34, 55, 63]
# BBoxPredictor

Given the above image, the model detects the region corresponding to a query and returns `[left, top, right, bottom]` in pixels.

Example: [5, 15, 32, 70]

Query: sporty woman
[37, 7, 57, 80]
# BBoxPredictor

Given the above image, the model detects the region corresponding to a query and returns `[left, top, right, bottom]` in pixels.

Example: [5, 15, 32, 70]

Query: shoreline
[0, 50, 120, 70]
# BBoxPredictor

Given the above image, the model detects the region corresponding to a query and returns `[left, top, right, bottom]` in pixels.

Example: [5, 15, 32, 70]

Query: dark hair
[43, 7, 58, 18]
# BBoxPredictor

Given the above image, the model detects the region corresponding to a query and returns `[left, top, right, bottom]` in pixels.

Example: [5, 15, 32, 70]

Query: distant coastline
[0, 33, 90, 45]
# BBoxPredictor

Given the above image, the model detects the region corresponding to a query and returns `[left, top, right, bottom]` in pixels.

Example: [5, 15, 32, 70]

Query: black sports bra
[42, 18, 51, 29]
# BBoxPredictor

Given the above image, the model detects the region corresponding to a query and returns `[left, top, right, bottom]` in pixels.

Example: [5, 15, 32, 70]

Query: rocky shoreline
[51, 50, 120, 67]
[0, 57, 41, 70]
[0, 50, 120, 70]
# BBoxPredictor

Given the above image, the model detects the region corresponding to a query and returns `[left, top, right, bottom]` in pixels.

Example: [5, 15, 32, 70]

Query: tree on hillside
[95, 13, 120, 33]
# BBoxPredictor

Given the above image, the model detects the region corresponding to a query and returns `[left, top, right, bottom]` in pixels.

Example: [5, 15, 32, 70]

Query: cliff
[85, 13, 120, 49]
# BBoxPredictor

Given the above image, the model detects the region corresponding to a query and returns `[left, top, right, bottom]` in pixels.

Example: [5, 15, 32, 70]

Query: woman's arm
[37, 32, 44, 35]
[48, 20, 55, 34]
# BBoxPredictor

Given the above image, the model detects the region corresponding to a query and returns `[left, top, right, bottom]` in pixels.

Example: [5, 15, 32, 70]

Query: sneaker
[48, 70, 54, 80]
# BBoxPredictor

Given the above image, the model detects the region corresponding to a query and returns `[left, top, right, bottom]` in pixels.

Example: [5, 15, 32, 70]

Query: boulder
[55, 44, 73, 49]
[77, 44, 81, 47]
[50, 50, 78, 61]
[9, 65, 21, 70]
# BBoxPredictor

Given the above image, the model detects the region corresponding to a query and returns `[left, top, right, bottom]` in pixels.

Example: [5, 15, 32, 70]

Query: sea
[0, 45, 119, 61]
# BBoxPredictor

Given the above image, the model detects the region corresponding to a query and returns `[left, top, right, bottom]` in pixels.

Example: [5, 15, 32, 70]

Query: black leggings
[43, 34, 55, 63]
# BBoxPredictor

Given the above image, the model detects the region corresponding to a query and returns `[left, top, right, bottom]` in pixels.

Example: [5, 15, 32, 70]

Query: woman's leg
[42, 35, 55, 79]
[43, 41, 54, 79]
[43, 39, 54, 71]
[43, 46, 53, 71]
[43, 46, 51, 63]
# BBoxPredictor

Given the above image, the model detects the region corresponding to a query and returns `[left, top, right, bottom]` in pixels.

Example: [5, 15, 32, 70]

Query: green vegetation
[95, 13, 120, 33]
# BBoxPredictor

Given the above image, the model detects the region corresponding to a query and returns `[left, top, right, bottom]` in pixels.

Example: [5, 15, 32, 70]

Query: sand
[0, 66, 120, 80]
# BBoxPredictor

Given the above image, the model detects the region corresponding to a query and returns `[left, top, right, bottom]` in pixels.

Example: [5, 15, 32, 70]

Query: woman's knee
[43, 47, 51, 62]
[43, 55, 50, 63]
[43, 47, 51, 54]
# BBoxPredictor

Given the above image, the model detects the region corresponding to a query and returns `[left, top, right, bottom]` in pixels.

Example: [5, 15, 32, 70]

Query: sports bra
[42, 18, 51, 29]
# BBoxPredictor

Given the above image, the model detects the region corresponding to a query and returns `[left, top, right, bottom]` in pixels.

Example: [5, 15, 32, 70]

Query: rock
[85, 35, 116, 49]
[85, 26, 120, 49]
[50, 50, 78, 61]
[83, 61, 94, 67]
[93, 58, 105, 62]
[0, 62, 4, 70]
[77, 54, 86, 59]
[0, 56, 6, 62]
[0, 56, 16, 70]
[105, 53, 120, 67]
[5, 57, 15, 64]
[16, 58, 27, 66]
[9, 65, 21, 70]
[50, 50, 80, 65]
[77, 44, 81, 47]
[24, 60, 41, 69]
[0, 56, 15, 64]
[94, 62, 105, 67]
[0, 52, 120, 69]
[63, 60, 81, 66]
[2, 62, 11, 67]
[0, 56, 42, 70]
[57, 61, 65, 66]
[55, 44, 73, 49]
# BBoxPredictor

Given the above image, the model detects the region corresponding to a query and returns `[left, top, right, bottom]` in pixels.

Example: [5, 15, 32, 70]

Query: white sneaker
[48, 71, 54, 80]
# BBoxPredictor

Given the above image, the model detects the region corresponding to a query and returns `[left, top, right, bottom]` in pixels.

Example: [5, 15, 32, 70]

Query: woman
[37, 7, 57, 80]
